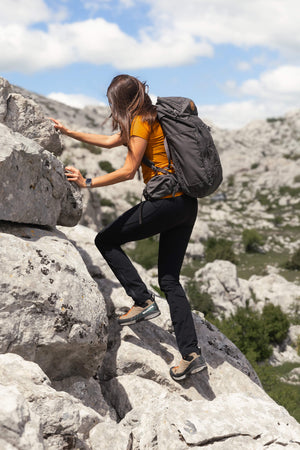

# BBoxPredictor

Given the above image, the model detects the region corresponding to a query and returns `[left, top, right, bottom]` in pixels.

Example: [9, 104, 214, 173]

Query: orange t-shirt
[130, 115, 182, 197]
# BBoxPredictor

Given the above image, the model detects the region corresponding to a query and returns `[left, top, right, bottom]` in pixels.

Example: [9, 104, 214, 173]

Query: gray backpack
[143, 96, 223, 198]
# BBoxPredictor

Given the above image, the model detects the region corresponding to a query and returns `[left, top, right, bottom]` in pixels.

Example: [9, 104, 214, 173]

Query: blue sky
[1, 0, 299, 128]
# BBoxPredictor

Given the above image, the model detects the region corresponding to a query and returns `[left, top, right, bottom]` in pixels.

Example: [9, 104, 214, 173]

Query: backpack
[142, 96, 223, 198]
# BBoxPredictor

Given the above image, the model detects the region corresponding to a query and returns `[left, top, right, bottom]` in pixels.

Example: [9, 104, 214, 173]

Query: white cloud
[1, 0, 299, 73]
[239, 65, 300, 99]
[236, 61, 251, 71]
[0, 0, 67, 26]
[47, 92, 106, 108]
[81, 0, 111, 14]
[200, 65, 300, 128]
[0, 17, 213, 73]
[146, 0, 300, 60]
[199, 100, 284, 129]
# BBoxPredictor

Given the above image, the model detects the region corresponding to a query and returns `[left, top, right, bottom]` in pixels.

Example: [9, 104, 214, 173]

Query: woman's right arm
[48, 118, 125, 149]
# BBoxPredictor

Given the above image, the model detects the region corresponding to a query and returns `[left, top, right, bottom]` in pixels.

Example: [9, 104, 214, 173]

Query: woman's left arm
[65, 136, 147, 188]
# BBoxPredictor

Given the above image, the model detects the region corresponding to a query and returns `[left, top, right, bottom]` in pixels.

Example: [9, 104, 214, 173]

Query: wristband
[85, 178, 92, 188]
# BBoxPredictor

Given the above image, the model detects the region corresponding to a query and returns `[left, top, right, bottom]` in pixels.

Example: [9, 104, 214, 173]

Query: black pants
[95, 195, 199, 357]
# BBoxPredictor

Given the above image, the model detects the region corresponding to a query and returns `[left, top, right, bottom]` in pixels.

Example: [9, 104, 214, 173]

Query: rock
[0, 77, 62, 156]
[118, 393, 300, 449]
[52, 376, 117, 420]
[57, 224, 160, 313]
[88, 421, 133, 450]
[248, 273, 300, 314]
[270, 344, 300, 366]
[80, 189, 103, 231]
[0, 384, 43, 450]
[0, 222, 108, 380]
[0, 123, 82, 226]
[186, 242, 205, 259]
[280, 367, 300, 386]
[0, 77, 11, 121]
[0, 353, 102, 449]
[195, 260, 253, 317]
[4, 93, 62, 155]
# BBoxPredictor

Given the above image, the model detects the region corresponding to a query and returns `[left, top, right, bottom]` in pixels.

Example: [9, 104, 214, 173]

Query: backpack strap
[142, 136, 173, 174]
[142, 155, 172, 175]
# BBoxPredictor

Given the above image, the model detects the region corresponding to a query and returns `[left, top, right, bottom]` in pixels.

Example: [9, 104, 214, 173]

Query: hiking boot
[170, 351, 207, 381]
[118, 298, 161, 326]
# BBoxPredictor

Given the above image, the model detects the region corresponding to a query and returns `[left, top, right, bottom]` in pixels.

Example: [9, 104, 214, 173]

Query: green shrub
[125, 192, 140, 206]
[212, 303, 291, 363]
[279, 186, 300, 197]
[128, 237, 159, 270]
[251, 163, 259, 170]
[213, 306, 272, 362]
[283, 153, 300, 161]
[186, 281, 215, 317]
[242, 229, 265, 253]
[100, 197, 114, 207]
[256, 192, 271, 207]
[273, 215, 283, 226]
[266, 117, 285, 123]
[101, 211, 117, 227]
[205, 237, 237, 264]
[80, 142, 102, 154]
[283, 247, 300, 270]
[99, 160, 115, 173]
[228, 175, 235, 187]
[261, 303, 290, 345]
[62, 157, 73, 167]
[80, 168, 87, 178]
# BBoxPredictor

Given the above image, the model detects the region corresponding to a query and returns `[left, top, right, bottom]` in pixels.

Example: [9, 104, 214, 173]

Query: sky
[1, 0, 300, 129]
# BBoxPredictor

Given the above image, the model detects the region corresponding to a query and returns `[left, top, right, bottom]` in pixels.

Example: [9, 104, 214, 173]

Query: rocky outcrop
[195, 260, 300, 316]
[0, 222, 108, 380]
[0, 354, 104, 449]
[0, 78, 62, 156]
[0, 124, 82, 226]
[1, 77, 300, 449]
[0, 77, 83, 227]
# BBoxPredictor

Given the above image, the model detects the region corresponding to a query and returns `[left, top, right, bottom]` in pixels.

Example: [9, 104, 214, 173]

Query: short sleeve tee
[130, 115, 173, 184]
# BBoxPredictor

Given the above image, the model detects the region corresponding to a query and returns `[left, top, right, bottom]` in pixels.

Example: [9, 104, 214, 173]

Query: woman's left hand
[65, 166, 87, 188]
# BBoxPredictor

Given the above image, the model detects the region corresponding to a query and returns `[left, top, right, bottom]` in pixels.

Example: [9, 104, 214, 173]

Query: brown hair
[107, 74, 157, 144]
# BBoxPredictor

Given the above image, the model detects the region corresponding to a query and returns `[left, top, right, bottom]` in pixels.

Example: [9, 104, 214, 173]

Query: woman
[50, 74, 206, 381]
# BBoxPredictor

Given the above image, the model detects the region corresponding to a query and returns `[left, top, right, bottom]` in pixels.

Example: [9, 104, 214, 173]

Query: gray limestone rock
[52, 375, 117, 420]
[0, 81, 62, 156]
[0, 223, 108, 380]
[0, 353, 102, 449]
[118, 393, 300, 449]
[0, 77, 11, 122]
[195, 260, 253, 317]
[0, 123, 82, 226]
[0, 383, 43, 450]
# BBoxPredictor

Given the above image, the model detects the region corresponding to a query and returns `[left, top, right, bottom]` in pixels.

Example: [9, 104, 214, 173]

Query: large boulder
[0, 222, 108, 380]
[0, 77, 62, 156]
[0, 123, 82, 226]
[0, 353, 103, 449]
[94, 307, 300, 449]
[195, 260, 253, 316]
[248, 273, 300, 314]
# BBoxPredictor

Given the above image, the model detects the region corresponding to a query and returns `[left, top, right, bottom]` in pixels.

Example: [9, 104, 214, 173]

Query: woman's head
[107, 74, 156, 143]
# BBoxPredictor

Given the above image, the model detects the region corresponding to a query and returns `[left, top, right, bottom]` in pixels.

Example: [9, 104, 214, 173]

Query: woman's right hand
[48, 118, 70, 135]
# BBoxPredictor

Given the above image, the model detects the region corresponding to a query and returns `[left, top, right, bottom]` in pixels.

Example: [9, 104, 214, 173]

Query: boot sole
[171, 364, 206, 381]
[118, 310, 161, 326]
[170, 358, 207, 381]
